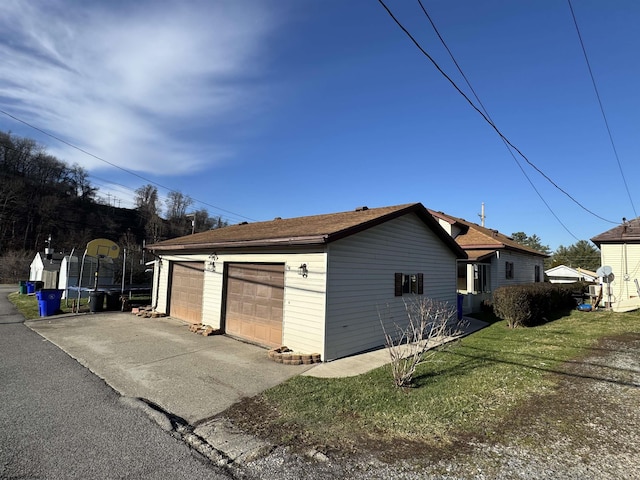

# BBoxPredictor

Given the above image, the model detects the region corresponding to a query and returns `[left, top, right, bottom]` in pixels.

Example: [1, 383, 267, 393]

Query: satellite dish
[596, 266, 613, 277]
[86, 238, 120, 259]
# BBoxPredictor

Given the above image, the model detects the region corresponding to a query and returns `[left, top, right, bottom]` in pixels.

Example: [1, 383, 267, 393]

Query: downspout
[153, 258, 162, 310]
[145, 249, 162, 311]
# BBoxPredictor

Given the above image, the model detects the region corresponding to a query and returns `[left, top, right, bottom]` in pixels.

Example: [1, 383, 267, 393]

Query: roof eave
[147, 235, 328, 252]
[462, 243, 548, 258]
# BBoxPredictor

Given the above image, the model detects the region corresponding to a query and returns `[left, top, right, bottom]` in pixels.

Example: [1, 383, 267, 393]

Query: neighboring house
[147, 203, 466, 361]
[429, 210, 548, 314]
[591, 219, 640, 312]
[29, 252, 65, 288]
[545, 265, 597, 284]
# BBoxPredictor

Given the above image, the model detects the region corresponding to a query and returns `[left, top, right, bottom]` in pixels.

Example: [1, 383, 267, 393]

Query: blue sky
[1, 0, 639, 251]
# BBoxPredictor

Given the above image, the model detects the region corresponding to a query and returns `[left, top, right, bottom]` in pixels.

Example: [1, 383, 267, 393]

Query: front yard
[223, 308, 640, 470]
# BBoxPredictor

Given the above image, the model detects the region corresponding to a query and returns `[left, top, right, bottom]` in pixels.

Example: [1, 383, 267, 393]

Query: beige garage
[224, 263, 284, 348]
[169, 262, 204, 324]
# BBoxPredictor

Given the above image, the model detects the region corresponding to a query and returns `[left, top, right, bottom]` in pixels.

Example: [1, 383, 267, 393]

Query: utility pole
[45, 234, 53, 262]
[186, 213, 196, 235]
[478, 203, 486, 227]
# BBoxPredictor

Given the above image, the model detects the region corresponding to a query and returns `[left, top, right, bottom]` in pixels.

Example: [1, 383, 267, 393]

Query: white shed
[29, 252, 64, 288]
[147, 203, 466, 361]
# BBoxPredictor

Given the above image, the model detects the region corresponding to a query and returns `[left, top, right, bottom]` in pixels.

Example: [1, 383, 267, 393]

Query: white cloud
[0, 0, 276, 174]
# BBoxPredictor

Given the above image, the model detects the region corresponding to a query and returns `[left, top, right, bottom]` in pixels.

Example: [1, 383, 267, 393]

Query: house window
[535, 265, 541, 282]
[505, 261, 514, 279]
[394, 273, 424, 296]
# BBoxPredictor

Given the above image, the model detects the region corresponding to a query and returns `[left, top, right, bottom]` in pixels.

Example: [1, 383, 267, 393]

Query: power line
[377, 0, 618, 225]
[567, 0, 638, 219]
[0, 108, 256, 223]
[416, 0, 580, 242]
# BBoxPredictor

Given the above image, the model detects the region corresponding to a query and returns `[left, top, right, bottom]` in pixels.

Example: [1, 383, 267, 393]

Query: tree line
[511, 232, 601, 272]
[0, 131, 227, 282]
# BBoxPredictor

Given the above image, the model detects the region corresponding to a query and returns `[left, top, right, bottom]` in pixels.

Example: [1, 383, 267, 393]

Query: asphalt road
[0, 286, 231, 479]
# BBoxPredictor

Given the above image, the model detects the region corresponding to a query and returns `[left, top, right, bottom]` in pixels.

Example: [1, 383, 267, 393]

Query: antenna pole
[478, 203, 486, 227]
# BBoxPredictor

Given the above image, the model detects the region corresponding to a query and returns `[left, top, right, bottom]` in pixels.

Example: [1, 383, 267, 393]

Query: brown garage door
[170, 262, 204, 324]
[225, 263, 284, 348]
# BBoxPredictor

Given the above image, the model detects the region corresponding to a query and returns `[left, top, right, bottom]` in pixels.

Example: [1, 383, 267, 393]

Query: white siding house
[545, 265, 597, 284]
[147, 203, 465, 361]
[429, 210, 548, 314]
[592, 220, 640, 312]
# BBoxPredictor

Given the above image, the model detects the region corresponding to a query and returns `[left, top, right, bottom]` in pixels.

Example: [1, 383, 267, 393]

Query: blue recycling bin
[26, 282, 35, 294]
[37, 289, 63, 317]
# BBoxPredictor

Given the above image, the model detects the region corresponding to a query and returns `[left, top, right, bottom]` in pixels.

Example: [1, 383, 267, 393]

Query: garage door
[169, 262, 204, 324]
[225, 263, 284, 348]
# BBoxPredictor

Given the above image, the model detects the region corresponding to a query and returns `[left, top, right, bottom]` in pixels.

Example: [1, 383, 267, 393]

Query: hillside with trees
[0, 131, 227, 283]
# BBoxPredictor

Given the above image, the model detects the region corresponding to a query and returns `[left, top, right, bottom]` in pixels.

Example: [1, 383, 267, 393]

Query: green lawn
[226, 308, 640, 453]
[9, 290, 150, 319]
[9, 291, 91, 318]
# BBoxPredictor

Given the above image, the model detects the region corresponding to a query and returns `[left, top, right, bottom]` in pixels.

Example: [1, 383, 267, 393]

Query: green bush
[493, 283, 578, 328]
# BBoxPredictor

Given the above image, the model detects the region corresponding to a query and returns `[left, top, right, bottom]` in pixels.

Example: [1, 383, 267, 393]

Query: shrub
[493, 283, 577, 328]
[380, 297, 463, 388]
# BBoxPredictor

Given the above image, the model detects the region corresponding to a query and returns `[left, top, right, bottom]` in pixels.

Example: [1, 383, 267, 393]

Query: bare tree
[381, 297, 464, 388]
[192, 209, 229, 232]
[165, 191, 193, 237]
[0, 249, 31, 283]
[135, 184, 163, 242]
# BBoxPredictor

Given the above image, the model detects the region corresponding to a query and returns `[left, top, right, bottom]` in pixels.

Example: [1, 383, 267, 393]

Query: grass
[9, 291, 151, 319]
[9, 291, 91, 319]
[226, 308, 640, 455]
[8, 292, 43, 319]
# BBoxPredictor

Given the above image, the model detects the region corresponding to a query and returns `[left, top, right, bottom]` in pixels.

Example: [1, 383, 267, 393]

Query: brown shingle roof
[147, 203, 466, 257]
[429, 210, 548, 258]
[591, 218, 640, 247]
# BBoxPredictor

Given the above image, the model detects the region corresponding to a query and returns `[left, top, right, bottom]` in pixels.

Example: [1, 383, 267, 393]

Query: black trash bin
[105, 292, 122, 311]
[89, 291, 105, 313]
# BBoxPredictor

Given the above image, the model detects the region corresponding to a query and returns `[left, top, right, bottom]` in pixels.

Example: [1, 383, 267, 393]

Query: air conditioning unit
[588, 285, 599, 296]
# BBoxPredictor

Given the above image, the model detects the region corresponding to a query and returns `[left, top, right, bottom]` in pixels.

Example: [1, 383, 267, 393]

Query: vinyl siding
[491, 250, 545, 291]
[324, 213, 458, 361]
[154, 257, 170, 313]
[600, 243, 640, 304]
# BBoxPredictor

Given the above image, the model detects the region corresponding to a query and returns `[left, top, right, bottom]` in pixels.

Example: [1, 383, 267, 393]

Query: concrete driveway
[26, 313, 313, 425]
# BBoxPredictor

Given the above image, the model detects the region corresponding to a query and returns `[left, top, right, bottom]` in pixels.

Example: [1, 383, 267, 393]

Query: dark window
[394, 273, 424, 296]
[505, 261, 514, 279]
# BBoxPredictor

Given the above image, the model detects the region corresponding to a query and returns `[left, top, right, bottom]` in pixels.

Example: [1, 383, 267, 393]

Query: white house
[147, 203, 466, 361]
[429, 210, 548, 314]
[545, 265, 597, 284]
[591, 219, 640, 312]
